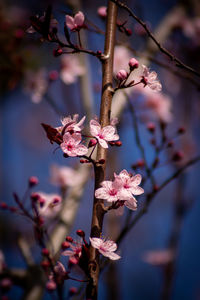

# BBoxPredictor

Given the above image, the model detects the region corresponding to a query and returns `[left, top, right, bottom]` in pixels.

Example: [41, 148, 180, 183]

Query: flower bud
[76, 229, 85, 238]
[115, 141, 122, 147]
[41, 260, 50, 269]
[29, 176, 39, 187]
[172, 151, 184, 162]
[97, 6, 107, 18]
[42, 248, 49, 256]
[69, 287, 77, 296]
[177, 127, 186, 135]
[66, 236, 73, 242]
[46, 280, 57, 291]
[62, 241, 71, 250]
[125, 28, 132, 36]
[147, 122, 155, 133]
[129, 58, 139, 70]
[88, 139, 97, 147]
[49, 70, 59, 81]
[116, 69, 128, 81]
[53, 48, 63, 57]
[0, 202, 7, 209]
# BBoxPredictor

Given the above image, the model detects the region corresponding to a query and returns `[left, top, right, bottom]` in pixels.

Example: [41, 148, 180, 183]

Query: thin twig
[111, 0, 200, 78]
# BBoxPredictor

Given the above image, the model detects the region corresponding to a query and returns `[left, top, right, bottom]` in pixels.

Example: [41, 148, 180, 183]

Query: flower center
[109, 189, 117, 196]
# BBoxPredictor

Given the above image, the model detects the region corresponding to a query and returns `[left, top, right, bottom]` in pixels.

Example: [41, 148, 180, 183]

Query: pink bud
[147, 122, 155, 133]
[172, 151, 184, 162]
[46, 280, 57, 291]
[69, 287, 77, 296]
[97, 6, 107, 18]
[116, 69, 128, 81]
[29, 176, 39, 187]
[49, 70, 59, 81]
[69, 257, 78, 265]
[53, 48, 63, 57]
[42, 248, 49, 256]
[62, 241, 71, 250]
[66, 236, 73, 242]
[125, 28, 132, 36]
[76, 229, 85, 237]
[89, 139, 97, 147]
[129, 58, 139, 69]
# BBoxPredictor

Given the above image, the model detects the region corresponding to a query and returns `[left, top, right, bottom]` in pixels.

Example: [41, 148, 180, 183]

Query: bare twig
[111, 0, 200, 78]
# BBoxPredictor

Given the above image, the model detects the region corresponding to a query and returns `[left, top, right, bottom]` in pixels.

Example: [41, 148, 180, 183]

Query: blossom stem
[86, 1, 118, 299]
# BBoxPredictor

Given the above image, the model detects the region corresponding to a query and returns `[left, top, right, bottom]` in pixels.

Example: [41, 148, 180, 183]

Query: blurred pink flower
[60, 132, 88, 157]
[56, 114, 86, 134]
[60, 54, 85, 84]
[65, 11, 84, 31]
[97, 6, 107, 18]
[141, 65, 162, 92]
[36, 192, 62, 219]
[114, 170, 144, 196]
[24, 69, 48, 103]
[90, 119, 119, 148]
[62, 240, 83, 264]
[143, 249, 174, 266]
[89, 237, 121, 260]
[50, 164, 85, 187]
[141, 86, 172, 122]
[95, 178, 129, 202]
[113, 46, 132, 74]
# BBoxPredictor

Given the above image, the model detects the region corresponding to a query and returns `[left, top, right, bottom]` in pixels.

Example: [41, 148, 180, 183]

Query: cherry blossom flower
[56, 114, 86, 135]
[65, 11, 84, 31]
[134, 85, 172, 123]
[50, 164, 85, 187]
[89, 237, 120, 260]
[97, 6, 107, 18]
[141, 65, 162, 92]
[60, 54, 85, 85]
[60, 132, 88, 157]
[24, 69, 48, 103]
[62, 240, 83, 264]
[36, 192, 62, 219]
[114, 169, 144, 197]
[113, 46, 132, 74]
[143, 249, 174, 266]
[95, 178, 131, 202]
[116, 69, 128, 81]
[90, 119, 119, 149]
[129, 58, 139, 69]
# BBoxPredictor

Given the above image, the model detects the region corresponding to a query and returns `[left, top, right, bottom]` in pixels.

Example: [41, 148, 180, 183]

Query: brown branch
[86, 1, 118, 299]
[111, 0, 200, 78]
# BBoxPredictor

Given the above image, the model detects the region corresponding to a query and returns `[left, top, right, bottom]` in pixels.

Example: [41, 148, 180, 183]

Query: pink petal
[125, 198, 137, 210]
[62, 250, 74, 256]
[106, 252, 121, 260]
[130, 186, 144, 195]
[90, 119, 101, 136]
[103, 240, 117, 252]
[95, 187, 109, 200]
[75, 144, 88, 156]
[65, 15, 75, 30]
[89, 237, 103, 249]
[131, 174, 142, 185]
[101, 125, 116, 141]
[74, 11, 84, 27]
[97, 137, 108, 148]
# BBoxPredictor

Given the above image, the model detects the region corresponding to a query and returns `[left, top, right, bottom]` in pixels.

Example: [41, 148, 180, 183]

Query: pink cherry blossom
[56, 114, 86, 134]
[95, 178, 131, 202]
[89, 237, 121, 260]
[97, 6, 107, 18]
[129, 57, 139, 69]
[24, 69, 48, 103]
[62, 240, 83, 264]
[60, 54, 85, 84]
[50, 164, 85, 187]
[141, 65, 162, 92]
[90, 119, 119, 149]
[65, 11, 84, 31]
[60, 132, 88, 157]
[113, 46, 132, 75]
[36, 192, 62, 219]
[114, 169, 144, 197]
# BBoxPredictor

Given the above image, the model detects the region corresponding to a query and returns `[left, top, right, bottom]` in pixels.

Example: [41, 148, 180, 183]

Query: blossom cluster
[95, 169, 144, 213]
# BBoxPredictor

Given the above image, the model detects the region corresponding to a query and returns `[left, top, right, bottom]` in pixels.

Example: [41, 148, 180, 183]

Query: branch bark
[86, 1, 118, 299]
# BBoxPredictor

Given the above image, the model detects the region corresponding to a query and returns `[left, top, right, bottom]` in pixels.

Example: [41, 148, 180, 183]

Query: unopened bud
[53, 48, 63, 57]
[115, 141, 122, 147]
[0, 202, 7, 209]
[62, 241, 71, 250]
[31, 193, 40, 202]
[66, 236, 73, 242]
[76, 229, 85, 238]
[116, 69, 128, 81]
[172, 151, 184, 162]
[177, 127, 186, 135]
[69, 287, 78, 296]
[97, 6, 107, 18]
[29, 176, 39, 187]
[49, 70, 59, 81]
[41, 260, 50, 269]
[125, 28, 132, 36]
[88, 139, 97, 147]
[129, 57, 139, 69]
[147, 122, 155, 133]
[46, 280, 57, 291]
[42, 248, 49, 256]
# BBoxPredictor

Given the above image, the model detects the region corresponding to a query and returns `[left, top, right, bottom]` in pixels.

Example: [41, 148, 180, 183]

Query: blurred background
[1, 0, 200, 299]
